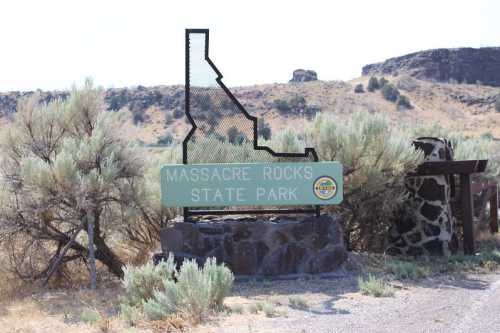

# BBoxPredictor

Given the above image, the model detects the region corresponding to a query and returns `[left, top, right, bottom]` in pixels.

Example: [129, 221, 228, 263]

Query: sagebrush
[358, 274, 394, 297]
[121, 257, 234, 324]
[0, 80, 178, 282]
[306, 112, 424, 250]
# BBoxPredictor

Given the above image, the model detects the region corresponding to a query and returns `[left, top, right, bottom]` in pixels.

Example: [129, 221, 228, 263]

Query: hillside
[1, 75, 500, 145]
[363, 47, 500, 87]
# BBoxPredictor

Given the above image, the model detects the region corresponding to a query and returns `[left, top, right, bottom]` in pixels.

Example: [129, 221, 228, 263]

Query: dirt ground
[2, 270, 500, 333]
[197, 272, 500, 333]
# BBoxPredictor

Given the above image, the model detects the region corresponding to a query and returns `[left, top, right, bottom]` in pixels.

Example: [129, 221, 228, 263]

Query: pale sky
[0, 0, 499, 91]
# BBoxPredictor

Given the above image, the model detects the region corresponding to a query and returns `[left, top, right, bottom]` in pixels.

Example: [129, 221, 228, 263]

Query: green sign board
[161, 162, 343, 207]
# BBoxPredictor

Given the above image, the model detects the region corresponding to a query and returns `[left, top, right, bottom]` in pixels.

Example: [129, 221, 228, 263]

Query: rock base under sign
[159, 214, 347, 276]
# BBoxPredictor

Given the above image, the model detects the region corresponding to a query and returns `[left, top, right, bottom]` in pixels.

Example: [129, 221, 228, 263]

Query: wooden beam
[410, 160, 488, 176]
[490, 185, 499, 234]
[461, 173, 475, 254]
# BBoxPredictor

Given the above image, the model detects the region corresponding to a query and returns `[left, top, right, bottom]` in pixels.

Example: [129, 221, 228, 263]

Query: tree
[379, 77, 388, 88]
[289, 95, 306, 111]
[367, 77, 380, 92]
[381, 84, 400, 102]
[227, 126, 246, 144]
[273, 99, 291, 113]
[157, 133, 174, 145]
[397, 95, 412, 109]
[0, 79, 164, 283]
[173, 109, 184, 119]
[354, 84, 364, 93]
[257, 118, 272, 140]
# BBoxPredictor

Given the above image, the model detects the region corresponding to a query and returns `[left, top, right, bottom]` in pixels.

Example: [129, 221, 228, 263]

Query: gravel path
[195, 272, 500, 333]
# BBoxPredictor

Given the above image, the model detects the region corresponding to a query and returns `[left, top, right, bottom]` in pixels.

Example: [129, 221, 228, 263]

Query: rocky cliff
[362, 47, 500, 87]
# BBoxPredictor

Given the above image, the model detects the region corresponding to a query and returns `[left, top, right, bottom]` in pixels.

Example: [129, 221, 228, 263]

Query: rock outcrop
[362, 47, 500, 87]
[290, 69, 318, 82]
[159, 214, 347, 276]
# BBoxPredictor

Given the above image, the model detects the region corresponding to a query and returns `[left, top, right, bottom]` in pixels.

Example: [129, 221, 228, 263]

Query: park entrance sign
[164, 28, 345, 219]
[161, 162, 343, 207]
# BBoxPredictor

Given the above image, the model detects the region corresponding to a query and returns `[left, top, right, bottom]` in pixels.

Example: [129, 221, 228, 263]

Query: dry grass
[0, 244, 159, 333]
[0, 288, 152, 333]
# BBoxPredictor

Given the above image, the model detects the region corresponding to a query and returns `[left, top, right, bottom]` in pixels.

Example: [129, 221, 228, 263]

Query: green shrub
[193, 93, 212, 111]
[120, 304, 142, 326]
[204, 259, 234, 310]
[227, 126, 247, 145]
[453, 136, 500, 179]
[165, 113, 174, 124]
[288, 296, 309, 310]
[188, 137, 274, 164]
[354, 84, 364, 93]
[305, 104, 321, 119]
[271, 129, 304, 155]
[273, 96, 307, 115]
[173, 109, 184, 119]
[381, 84, 400, 102]
[247, 303, 260, 314]
[157, 133, 174, 145]
[289, 95, 306, 111]
[367, 77, 380, 92]
[273, 99, 291, 113]
[495, 99, 500, 113]
[262, 302, 279, 317]
[308, 112, 424, 250]
[132, 109, 146, 124]
[358, 275, 394, 297]
[397, 95, 412, 109]
[227, 126, 239, 144]
[80, 308, 101, 324]
[379, 77, 388, 88]
[228, 304, 244, 314]
[386, 260, 430, 280]
[143, 258, 234, 323]
[121, 255, 176, 307]
[481, 132, 494, 140]
[411, 122, 500, 180]
[258, 119, 272, 140]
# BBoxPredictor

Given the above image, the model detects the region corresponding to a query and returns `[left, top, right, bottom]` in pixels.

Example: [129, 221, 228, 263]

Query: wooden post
[490, 185, 499, 234]
[461, 174, 475, 254]
[87, 212, 97, 290]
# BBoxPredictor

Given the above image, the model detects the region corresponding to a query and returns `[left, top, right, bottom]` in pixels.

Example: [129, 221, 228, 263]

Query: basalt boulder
[290, 69, 318, 83]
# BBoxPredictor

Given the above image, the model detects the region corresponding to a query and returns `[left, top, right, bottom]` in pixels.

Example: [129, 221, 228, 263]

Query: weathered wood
[87, 212, 97, 290]
[490, 186, 499, 233]
[461, 174, 475, 254]
[410, 160, 488, 176]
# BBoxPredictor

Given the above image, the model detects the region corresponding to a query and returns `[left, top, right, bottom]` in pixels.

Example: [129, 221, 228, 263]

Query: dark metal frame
[183, 28, 320, 221]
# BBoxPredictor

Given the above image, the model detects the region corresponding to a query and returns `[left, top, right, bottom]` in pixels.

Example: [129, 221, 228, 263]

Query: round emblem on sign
[313, 176, 337, 200]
